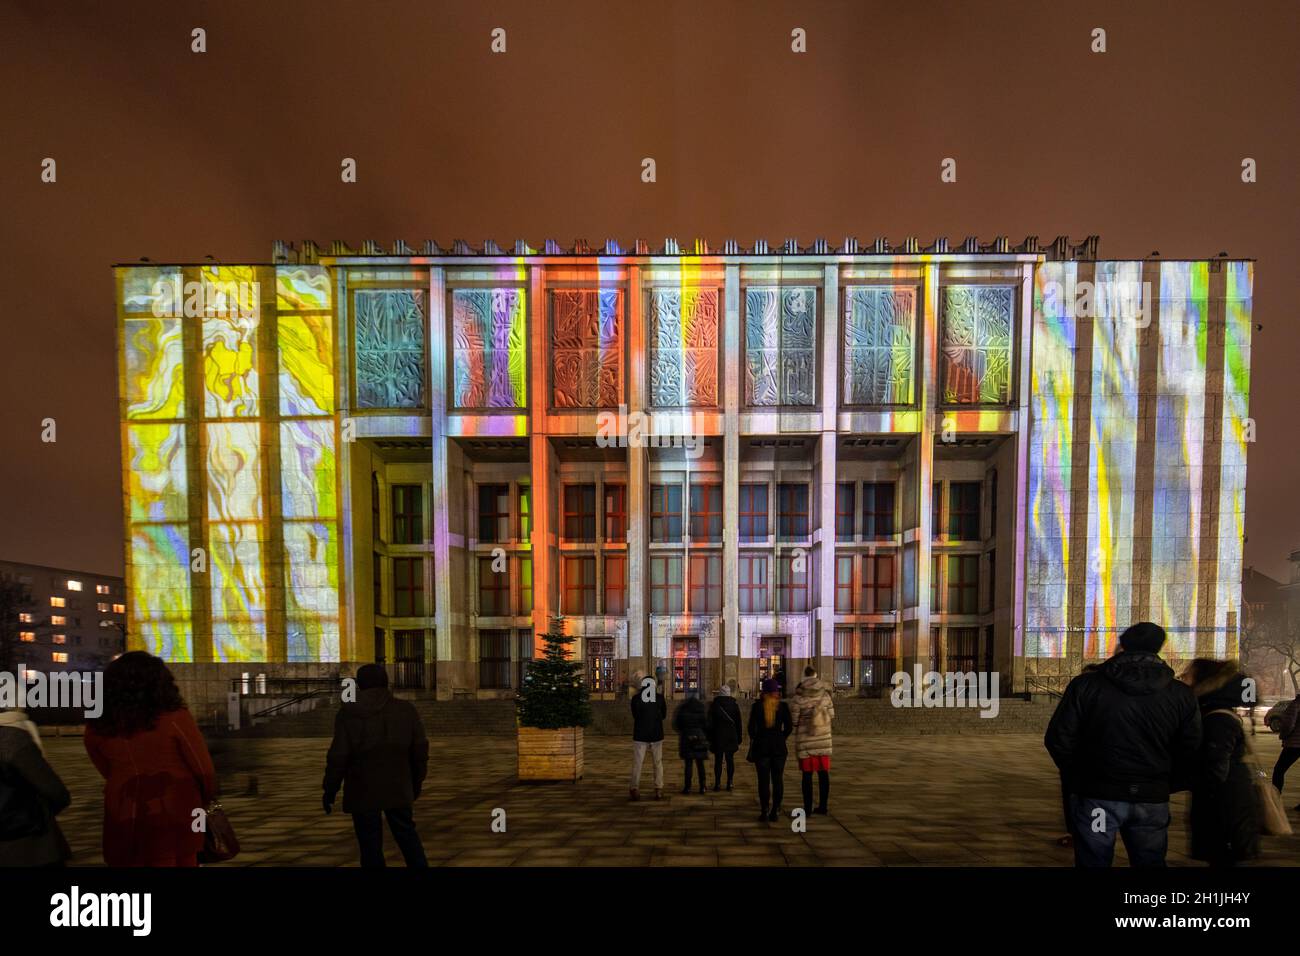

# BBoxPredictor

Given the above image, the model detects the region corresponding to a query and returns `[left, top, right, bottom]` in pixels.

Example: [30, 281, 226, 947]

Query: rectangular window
[374, 627, 385, 664]
[112, 604, 126, 614]
[372, 473, 381, 542]
[50, 616, 66, 626]
[688, 484, 723, 542]
[862, 482, 896, 538]
[518, 485, 532, 541]
[947, 554, 979, 615]
[516, 630, 534, 692]
[603, 555, 627, 615]
[672, 636, 701, 693]
[688, 553, 722, 613]
[862, 554, 896, 613]
[930, 555, 941, 613]
[479, 629, 512, 690]
[563, 484, 597, 541]
[391, 484, 424, 544]
[18, 613, 32, 624]
[562, 556, 597, 615]
[932, 482, 942, 539]
[603, 484, 627, 542]
[776, 483, 809, 540]
[835, 483, 855, 540]
[738, 554, 768, 613]
[949, 481, 981, 540]
[834, 555, 855, 613]
[650, 484, 683, 542]
[392, 557, 424, 617]
[97, 603, 109, 613]
[649, 555, 683, 614]
[947, 626, 981, 673]
[19, 632, 35, 643]
[987, 548, 996, 614]
[519, 556, 533, 613]
[96, 584, 110, 595]
[833, 627, 855, 687]
[66, 580, 82, 592]
[738, 483, 769, 542]
[776, 556, 809, 612]
[52, 634, 66, 645]
[50, 596, 65, 608]
[479, 556, 511, 616]
[52, 652, 68, 664]
[373, 553, 383, 615]
[478, 483, 510, 543]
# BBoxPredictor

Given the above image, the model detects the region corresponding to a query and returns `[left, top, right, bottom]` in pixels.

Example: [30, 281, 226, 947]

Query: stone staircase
[227, 693, 1057, 738]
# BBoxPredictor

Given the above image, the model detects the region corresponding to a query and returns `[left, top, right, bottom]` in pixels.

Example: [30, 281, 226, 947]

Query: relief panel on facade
[940, 286, 1014, 404]
[551, 289, 623, 408]
[842, 287, 916, 405]
[648, 288, 719, 406]
[745, 287, 817, 406]
[354, 289, 427, 409]
[452, 288, 527, 409]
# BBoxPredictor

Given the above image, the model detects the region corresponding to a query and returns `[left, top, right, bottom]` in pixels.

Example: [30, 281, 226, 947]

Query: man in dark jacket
[322, 664, 429, 867]
[1045, 622, 1201, 867]
[0, 709, 71, 867]
[629, 674, 667, 801]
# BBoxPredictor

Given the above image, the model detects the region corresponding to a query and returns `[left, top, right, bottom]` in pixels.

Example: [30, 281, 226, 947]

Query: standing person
[0, 707, 71, 867]
[629, 674, 667, 801]
[747, 678, 793, 823]
[84, 651, 218, 867]
[1272, 690, 1300, 809]
[707, 685, 743, 792]
[1182, 659, 1261, 867]
[790, 667, 834, 816]
[1044, 622, 1201, 867]
[322, 663, 429, 868]
[672, 690, 709, 794]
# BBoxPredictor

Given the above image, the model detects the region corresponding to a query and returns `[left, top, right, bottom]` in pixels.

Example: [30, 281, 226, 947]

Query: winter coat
[630, 686, 667, 743]
[323, 688, 429, 814]
[747, 698, 793, 762]
[84, 707, 216, 866]
[1045, 651, 1201, 803]
[707, 695, 743, 755]
[1278, 697, 1300, 749]
[790, 676, 835, 759]
[1189, 672, 1261, 863]
[672, 698, 710, 760]
[0, 716, 71, 867]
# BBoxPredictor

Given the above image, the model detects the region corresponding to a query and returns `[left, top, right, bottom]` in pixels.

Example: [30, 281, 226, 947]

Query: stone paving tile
[38, 733, 1300, 867]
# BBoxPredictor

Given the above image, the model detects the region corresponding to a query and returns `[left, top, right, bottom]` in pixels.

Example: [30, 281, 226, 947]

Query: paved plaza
[41, 732, 1300, 867]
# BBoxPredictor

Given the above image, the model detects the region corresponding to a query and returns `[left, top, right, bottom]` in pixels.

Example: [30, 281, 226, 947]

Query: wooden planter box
[517, 726, 584, 782]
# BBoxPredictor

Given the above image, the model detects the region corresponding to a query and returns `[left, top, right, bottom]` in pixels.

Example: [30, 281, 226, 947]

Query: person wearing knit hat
[746, 678, 793, 822]
[707, 684, 743, 792]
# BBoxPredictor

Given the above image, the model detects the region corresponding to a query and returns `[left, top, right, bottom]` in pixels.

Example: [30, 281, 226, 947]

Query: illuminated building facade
[113, 238, 1253, 707]
[0, 560, 127, 673]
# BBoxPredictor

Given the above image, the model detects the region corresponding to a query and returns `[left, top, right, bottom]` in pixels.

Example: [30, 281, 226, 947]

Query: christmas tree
[516, 631, 592, 730]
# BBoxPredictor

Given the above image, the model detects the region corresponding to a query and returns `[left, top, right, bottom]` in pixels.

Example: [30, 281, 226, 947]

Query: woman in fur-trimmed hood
[790, 668, 835, 816]
[1180, 659, 1261, 866]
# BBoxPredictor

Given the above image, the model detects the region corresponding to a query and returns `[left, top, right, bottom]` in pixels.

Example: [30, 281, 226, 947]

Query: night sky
[1, 0, 1296, 581]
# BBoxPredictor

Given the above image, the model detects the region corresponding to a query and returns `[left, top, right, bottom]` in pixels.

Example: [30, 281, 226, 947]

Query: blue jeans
[1068, 794, 1170, 867]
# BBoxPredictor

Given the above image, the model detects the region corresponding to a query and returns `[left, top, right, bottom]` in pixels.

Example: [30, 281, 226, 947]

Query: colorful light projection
[121, 267, 193, 660]
[648, 262, 719, 408]
[1083, 262, 1141, 653]
[120, 264, 342, 663]
[1214, 262, 1253, 654]
[277, 266, 339, 662]
[744, 286, 817, 406]
[842, 286, 916, 405]
[940, 286, 1014, 405]
[354, 289, 427, 409]
[1150, 262, 1208, 657]
[451, 288, 527, 408]
[1025, 262, 1076, 656]
[551, 289, 623, 407]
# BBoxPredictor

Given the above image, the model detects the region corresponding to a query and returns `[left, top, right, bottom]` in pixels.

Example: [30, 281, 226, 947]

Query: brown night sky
[0, 0, 1296, 581]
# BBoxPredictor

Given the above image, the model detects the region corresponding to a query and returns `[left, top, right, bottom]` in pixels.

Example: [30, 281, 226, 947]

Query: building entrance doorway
[394, 629, 428, 690]
[672, 637, 700, 695]
[758, 636, 787, 694]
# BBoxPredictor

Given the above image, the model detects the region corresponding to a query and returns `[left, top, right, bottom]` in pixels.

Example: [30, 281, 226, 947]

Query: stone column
[722, 263, 741, 690]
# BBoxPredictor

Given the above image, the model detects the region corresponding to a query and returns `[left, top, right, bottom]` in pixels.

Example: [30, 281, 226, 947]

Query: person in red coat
[84, 652, 217, 867]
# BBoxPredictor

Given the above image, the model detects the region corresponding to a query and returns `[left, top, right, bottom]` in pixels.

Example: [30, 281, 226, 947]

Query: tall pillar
[722, 263, 741, 689]
[908, 261, 940, 675]
[626, 264, 649, 679]
[816, 263, 840, 677]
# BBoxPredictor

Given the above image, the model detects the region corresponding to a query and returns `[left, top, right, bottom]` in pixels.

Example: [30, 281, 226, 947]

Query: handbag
[1206, 709, 1293, 837]
[197, 799, 241, 863]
